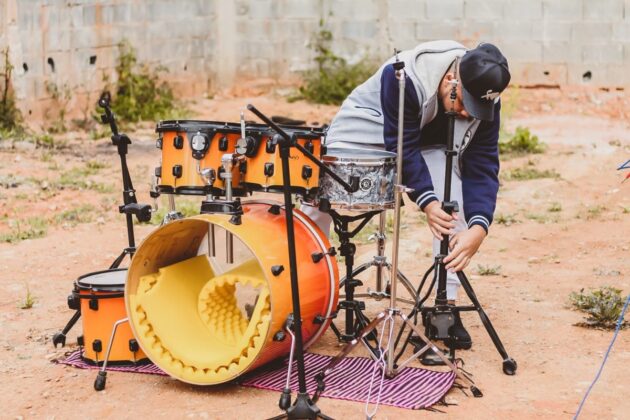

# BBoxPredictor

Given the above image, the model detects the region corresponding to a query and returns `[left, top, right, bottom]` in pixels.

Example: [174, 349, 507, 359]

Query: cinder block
[606, 64, 630, 84]
[426, 0, 464, 20]
[542, 41, 580, 63]
[494, 21, 532, 41]
[416, 21, 458, 39]
[341, 20, 378, 40]
[499, 40, 543, 62]
[503, 0, 543, 20]
[247, 0, 279, 18]
[70, 27, 98, 50]
[507, 62, 568, 85]
[582, 43, 623, 64]
[46, 28, 72, 52]
[101, 4, 131, 25]
[566, 63, 608, 85]
[613, 22, 630, 41]
[531, 21, 572, 42]
[571, 22, 613, 43]
[542, 0, 583, 20]
[280, 0, 319, 19]
[458, 20, 496, 43]
[387, 0, 427, 20]
[624, 43, 630, 62]
[70, 5, 83, 28]
[334, 0, 380, 20]
[82, 4, 99, 26]
[584, 0, 623, 20]
[464, 1, 505, 20]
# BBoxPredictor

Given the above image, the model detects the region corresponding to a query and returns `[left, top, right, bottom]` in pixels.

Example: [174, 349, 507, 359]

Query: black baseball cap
[460, 43, 511, 121]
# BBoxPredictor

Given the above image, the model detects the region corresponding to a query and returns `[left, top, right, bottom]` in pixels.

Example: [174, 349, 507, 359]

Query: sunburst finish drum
[125, 201, 338, 385]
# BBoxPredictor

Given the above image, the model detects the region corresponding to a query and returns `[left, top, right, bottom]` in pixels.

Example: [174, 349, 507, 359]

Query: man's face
[440, 72, 470, 119]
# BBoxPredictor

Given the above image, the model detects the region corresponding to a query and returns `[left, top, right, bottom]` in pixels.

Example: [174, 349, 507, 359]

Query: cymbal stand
[395, 60, 517, 376]
[248, 104, 357, 420]
[313, 56, 481, 412]
[52, 93, 151, 349]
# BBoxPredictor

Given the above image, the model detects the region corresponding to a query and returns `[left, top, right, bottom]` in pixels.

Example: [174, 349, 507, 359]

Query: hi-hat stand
[247, 104, 360, 420]
[52, 93, 152, 349]
[394, 60, 517, 376]
[313, 55, 481, 417]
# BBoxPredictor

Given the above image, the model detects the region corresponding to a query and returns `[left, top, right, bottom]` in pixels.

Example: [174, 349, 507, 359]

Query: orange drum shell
[77, 286, 148, 364]
[126, 200, 338, 383]
[242, 131, 322, 194]
[158, 127, 245, 195]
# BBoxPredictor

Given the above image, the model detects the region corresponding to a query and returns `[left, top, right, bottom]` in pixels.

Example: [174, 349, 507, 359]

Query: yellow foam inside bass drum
[130, 255, 271, 384]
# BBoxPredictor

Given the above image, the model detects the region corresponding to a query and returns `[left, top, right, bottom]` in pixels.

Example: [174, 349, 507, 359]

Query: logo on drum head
[359, 178, 372, 191]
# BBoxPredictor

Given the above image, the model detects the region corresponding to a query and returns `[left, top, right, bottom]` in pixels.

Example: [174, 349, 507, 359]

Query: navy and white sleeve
[380, 64, 437, 209]
[461, 101, 501, 233]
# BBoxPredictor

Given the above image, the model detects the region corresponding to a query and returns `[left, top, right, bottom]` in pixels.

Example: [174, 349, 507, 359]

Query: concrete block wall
[1, 0, 629, 121]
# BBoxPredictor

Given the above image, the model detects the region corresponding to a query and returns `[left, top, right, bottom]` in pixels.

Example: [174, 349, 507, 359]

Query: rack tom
[239, 125, 324, 196]
[155, 120, 247, 196]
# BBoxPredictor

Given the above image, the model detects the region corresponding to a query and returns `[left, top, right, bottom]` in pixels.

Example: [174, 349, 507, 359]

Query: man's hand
[423, 200, 458, 240]
[443, 225, 487, 272]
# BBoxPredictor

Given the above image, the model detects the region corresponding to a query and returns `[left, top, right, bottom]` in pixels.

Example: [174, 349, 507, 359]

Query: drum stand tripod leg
[52, 310, 81, 348]
[94, 317, 129, 391]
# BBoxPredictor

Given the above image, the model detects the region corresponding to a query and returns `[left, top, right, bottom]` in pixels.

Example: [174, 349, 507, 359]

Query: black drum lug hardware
[173, 134, 184, 150]
[218, 135, 228, 151]
[268, 204, 281, 215]
[311, 247, 336, 263]
[271, 265, 285, 276]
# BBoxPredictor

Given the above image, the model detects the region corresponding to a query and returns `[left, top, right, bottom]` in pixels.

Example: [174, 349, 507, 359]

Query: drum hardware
[94, 316, 130, 391]
[247, 104, 348, 420]
[314, 56, 482, 411]
[52, 93, 152, 349]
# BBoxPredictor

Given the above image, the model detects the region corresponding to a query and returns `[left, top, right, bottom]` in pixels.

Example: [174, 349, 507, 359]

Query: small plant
[499, 126, 545, 156]
[20, 282, 35, 309]
[503, 165, 560, 181]
[547, 202, 562, 212]
[569, 286, 628, 329]
[476, 264, 502, 276]
[103, 40, 188, 124]
[53, 161, 113, 192]
[0, 47, 24, 137]
[54, 204, 96, 227]
[44, 81, 72, 134]
[0, 217, 48, 243]
[294, 20, 377, 105]
[525, 212, 558, 224]
[494, 213, 518, 226]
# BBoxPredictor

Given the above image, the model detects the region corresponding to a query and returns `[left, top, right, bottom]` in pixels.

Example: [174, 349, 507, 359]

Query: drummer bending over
[302, 40, 511, 350]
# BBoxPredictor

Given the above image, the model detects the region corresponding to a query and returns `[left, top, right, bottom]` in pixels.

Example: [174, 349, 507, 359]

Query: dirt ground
[1, 86, 629, 419]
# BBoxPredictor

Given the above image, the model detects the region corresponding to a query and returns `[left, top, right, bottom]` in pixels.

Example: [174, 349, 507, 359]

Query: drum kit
[51, 56, 516, 419]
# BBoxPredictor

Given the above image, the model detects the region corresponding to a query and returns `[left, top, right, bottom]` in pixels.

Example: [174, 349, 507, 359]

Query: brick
[584, 0, 623, 20]
[426, 0, 464, 20]
[503, 0, 543, 20]
[542, 0, 583, 20]
[464, 0, 505, 20]
[582, 43, 623, 64]
[571, 22, 613, 43]
[387, 0, 427, 20]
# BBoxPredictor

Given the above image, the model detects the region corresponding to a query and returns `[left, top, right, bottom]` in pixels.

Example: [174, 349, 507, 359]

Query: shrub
[295, 22, 377, 105]
[499, 126, 545, 155]
[0, 48, 24, 136]
[569, 286, 628, 329]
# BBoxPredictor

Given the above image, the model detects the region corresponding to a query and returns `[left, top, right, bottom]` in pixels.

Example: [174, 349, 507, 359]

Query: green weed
[147, 198, 199, 225]
[20, 282, 35, 309]
[103, 40, 188, 124]
[53, 162, 113, 193]
[0, 47, 24, 136]
[494, 213, 518, 226]
[569, 286, 628, 329]
[53, 204, 95, 227]
[503, 166, 559, 181]
[476, 264, 502, 276]
[292, 20, 377, 105]
[0, 217, 48, 243]
[547, 202, 562, 212]
[499, 126, 545, 156]
[44, 81, 72, 134]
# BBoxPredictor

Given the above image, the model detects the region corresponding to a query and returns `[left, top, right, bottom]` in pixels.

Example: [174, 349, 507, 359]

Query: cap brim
[461, 84, 495, 122]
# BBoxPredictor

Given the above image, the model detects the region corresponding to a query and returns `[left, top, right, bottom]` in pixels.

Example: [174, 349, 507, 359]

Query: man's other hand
[423, 200, 457, 240]
[443, 225, 487, 272]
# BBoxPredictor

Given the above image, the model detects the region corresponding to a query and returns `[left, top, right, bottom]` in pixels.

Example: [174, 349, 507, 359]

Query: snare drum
[73, 269, 148, 365]
[315, 148, 396, 211]
[240, 125, 323, 195]
[155, 120, 247, 196]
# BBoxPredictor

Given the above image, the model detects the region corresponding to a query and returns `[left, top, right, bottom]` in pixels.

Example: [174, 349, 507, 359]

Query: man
[302, 40, 510, 350]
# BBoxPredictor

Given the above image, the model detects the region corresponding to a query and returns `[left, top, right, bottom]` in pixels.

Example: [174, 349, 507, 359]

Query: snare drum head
[76, 268, 127, 292]
[156, 120, 241, 133]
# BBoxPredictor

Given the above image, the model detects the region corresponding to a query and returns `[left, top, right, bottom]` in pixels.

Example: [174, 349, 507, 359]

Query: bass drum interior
[125, 201, 338, 385]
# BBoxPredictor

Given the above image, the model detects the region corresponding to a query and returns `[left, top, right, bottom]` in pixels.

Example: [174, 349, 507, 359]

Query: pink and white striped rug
[58, 350, 455, 410]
